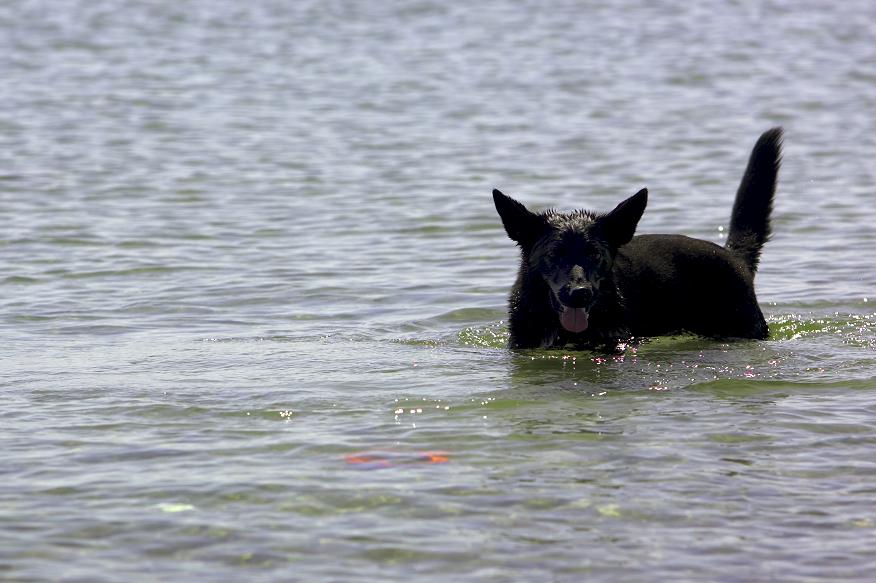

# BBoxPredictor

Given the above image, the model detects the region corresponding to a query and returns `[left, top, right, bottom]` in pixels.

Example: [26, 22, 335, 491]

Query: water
[2, 0, 875, 580]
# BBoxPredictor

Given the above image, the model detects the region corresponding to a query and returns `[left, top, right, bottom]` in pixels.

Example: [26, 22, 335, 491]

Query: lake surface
[2, 0, 875, 580]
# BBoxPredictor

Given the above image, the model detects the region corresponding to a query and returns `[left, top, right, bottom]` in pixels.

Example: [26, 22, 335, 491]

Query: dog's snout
[566, 286, 593, 308]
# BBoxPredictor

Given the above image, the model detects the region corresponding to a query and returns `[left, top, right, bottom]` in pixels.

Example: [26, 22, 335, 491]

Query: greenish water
[2, 0, 876, 581]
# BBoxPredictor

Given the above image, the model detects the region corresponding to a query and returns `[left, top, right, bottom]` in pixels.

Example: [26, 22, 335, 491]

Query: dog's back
[616, 128, 783, 340]
[616, 234, 767, 339]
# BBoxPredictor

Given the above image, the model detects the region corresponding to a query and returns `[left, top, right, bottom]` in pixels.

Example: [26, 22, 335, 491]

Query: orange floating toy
[344, 451, 449, 469]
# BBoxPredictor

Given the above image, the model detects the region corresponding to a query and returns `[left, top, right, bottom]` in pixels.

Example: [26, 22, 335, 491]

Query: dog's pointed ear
[493, 189, 543, 247]
[596, 188, 648, 248]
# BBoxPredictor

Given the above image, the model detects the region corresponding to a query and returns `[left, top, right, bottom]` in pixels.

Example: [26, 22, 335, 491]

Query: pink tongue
[560, 307, 589, 333]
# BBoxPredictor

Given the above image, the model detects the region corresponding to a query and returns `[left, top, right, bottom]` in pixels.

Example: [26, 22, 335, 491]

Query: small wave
[1, 275, 42, 285]
[458, 322, 509, 349]
[769, 312, 876, 343]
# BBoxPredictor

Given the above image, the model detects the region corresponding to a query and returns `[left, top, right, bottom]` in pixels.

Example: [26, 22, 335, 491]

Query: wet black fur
[494, 128, 783, 350]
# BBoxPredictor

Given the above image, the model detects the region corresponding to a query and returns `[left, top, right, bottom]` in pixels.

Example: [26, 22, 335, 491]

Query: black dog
[494, 128, 783, 350]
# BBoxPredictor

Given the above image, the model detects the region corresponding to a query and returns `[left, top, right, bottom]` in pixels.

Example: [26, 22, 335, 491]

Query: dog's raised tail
[725, 127, 783, 274]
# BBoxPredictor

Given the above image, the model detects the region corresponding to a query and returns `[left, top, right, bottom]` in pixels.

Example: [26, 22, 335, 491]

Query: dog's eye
[580, 247, 601, 261]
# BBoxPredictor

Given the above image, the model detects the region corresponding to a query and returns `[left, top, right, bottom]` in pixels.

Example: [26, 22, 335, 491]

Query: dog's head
[493, 188, 648, 334]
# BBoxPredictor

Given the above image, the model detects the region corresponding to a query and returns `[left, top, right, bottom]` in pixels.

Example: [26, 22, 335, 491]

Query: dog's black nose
[565, 286, 593, 308]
